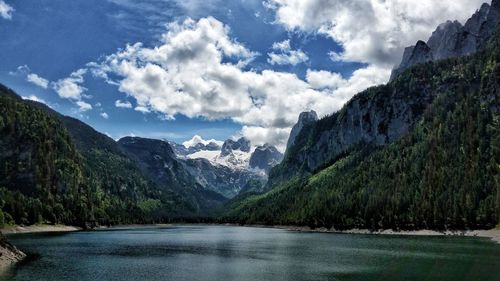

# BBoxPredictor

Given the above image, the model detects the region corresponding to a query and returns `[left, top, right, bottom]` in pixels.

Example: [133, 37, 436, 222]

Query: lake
[1, 225, 499, 281]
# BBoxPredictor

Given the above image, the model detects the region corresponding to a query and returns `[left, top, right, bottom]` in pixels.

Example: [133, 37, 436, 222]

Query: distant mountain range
[169, 135, 283, 198]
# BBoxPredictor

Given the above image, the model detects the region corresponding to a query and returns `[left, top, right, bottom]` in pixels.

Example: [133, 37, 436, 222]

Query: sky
[0, 0, 487, 150]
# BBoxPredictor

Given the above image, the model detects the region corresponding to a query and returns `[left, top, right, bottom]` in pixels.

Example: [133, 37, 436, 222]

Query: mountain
[182, 158, 263, 198]
[249, 144, 284, 173]
[390, 0, 500, 80]
[286, 110, 319, 149]
[0, 87, 226, 228]
[223, 8, 500, 230]
[118, 137, 226, 213]
[170, 135, 222, 156]
[169, 136, 279, 198]
[221, 137, 251, 156]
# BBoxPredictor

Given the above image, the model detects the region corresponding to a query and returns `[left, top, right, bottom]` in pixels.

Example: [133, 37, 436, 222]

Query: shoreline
[213, 223, 500, 244]
[267, 225, 500, 243]
[1, 223, 498, 244]
[0, 224, 81, 235]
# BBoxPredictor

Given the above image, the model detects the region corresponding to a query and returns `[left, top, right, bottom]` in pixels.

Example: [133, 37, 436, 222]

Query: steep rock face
[221, 137, 251, 156]
[427, 20, 464, 60]
[287, 111, 318, 149]
[270, 1, 500, 188]
[393, 41, 434, 81]
[269, 78, 438, 187]
[390, 0, 500, 80]
[249, 144, 284, 172]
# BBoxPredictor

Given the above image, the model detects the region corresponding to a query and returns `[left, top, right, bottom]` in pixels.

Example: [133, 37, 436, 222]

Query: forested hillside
[0, 87, 217, 228]
[223, 28, 500, 230]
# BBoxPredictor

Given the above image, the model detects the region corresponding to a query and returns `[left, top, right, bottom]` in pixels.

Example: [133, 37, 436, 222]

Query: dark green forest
[0, 86, 200, 228]
[222, 33, 500, 230]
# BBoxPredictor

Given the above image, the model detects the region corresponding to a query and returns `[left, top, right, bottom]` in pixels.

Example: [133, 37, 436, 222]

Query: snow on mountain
[185, 137, 254, 170]
[182, 135, 224, 148]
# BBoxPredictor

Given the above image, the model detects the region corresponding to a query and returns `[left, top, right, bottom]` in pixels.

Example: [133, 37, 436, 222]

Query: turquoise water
[2, 225, 499, 281]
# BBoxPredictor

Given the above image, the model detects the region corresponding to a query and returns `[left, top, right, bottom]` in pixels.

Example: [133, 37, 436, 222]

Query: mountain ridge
[224, 4, 500, 230]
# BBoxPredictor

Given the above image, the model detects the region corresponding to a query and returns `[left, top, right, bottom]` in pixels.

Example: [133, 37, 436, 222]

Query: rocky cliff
[249, 144, 284, 173]
[390, 0, 500, 81]
[286, 111, 318, 149]
[270, 0, 500, 187]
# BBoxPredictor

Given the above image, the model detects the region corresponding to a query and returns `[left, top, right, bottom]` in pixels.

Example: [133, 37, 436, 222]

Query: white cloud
[267, 39, 308, 65]
[0, 1, 14, 20]
[306, 70, 345, 89]
[182, 135, 223, 148]
[115, 99, 133, 108]
[10, 65, 50, 89]
[264, 0, 486, 66]
[134, 106, 150, 113]
[240, 126, 291, 151]
[100, 112, 109, 119]
[26, 73, 49, 89]
[9, 65, 29, 76]
[21, 95, 52, 108]
[76, 101, 92, 112]
[89, 17, 388, 148]
[52, 69, 87, 100]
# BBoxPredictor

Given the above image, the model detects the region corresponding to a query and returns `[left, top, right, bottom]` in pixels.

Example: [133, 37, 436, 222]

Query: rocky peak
[221, 137, 251, 156]
[286, 110, 319, 149]
[204, 141, 221, 151]
[390, 0, 499, 81]
[249, 144, 284, 172]
[427, 20, 463, 60]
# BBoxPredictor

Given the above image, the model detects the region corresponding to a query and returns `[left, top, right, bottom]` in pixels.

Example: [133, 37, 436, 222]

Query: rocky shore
[0, 233, 26, 270]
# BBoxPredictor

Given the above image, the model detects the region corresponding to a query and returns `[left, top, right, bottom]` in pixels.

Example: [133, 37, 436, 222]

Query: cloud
[9, 65, 30, 76]
[9, 65, 50, 89]
[306, 69, 345, 89]
[26, 73, 49, 89]
[240, 126, 291, 151]
[0, 1, 14, 20]
[100, 112, 109, 119]
[267, 39, 309, 65]
[52, 69, 87, 100]
[76, 100, 92, 112]
[21, 95, 52, 108]
[89, 17, 388, 148]
[264, 0, 486, 66]
[115, 99, 133, 108]
[182, 135, 223, 148]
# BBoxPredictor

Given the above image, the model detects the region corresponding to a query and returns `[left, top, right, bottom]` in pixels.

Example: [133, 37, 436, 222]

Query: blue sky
[0, 0, 486, 148]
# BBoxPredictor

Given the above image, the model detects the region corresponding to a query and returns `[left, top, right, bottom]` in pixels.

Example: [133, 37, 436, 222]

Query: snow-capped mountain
[173, 136, 261, 171]
[167, 135, 284, 198]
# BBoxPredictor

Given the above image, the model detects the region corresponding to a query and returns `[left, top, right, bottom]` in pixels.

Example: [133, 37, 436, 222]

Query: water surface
[2, 225, 499, 281]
